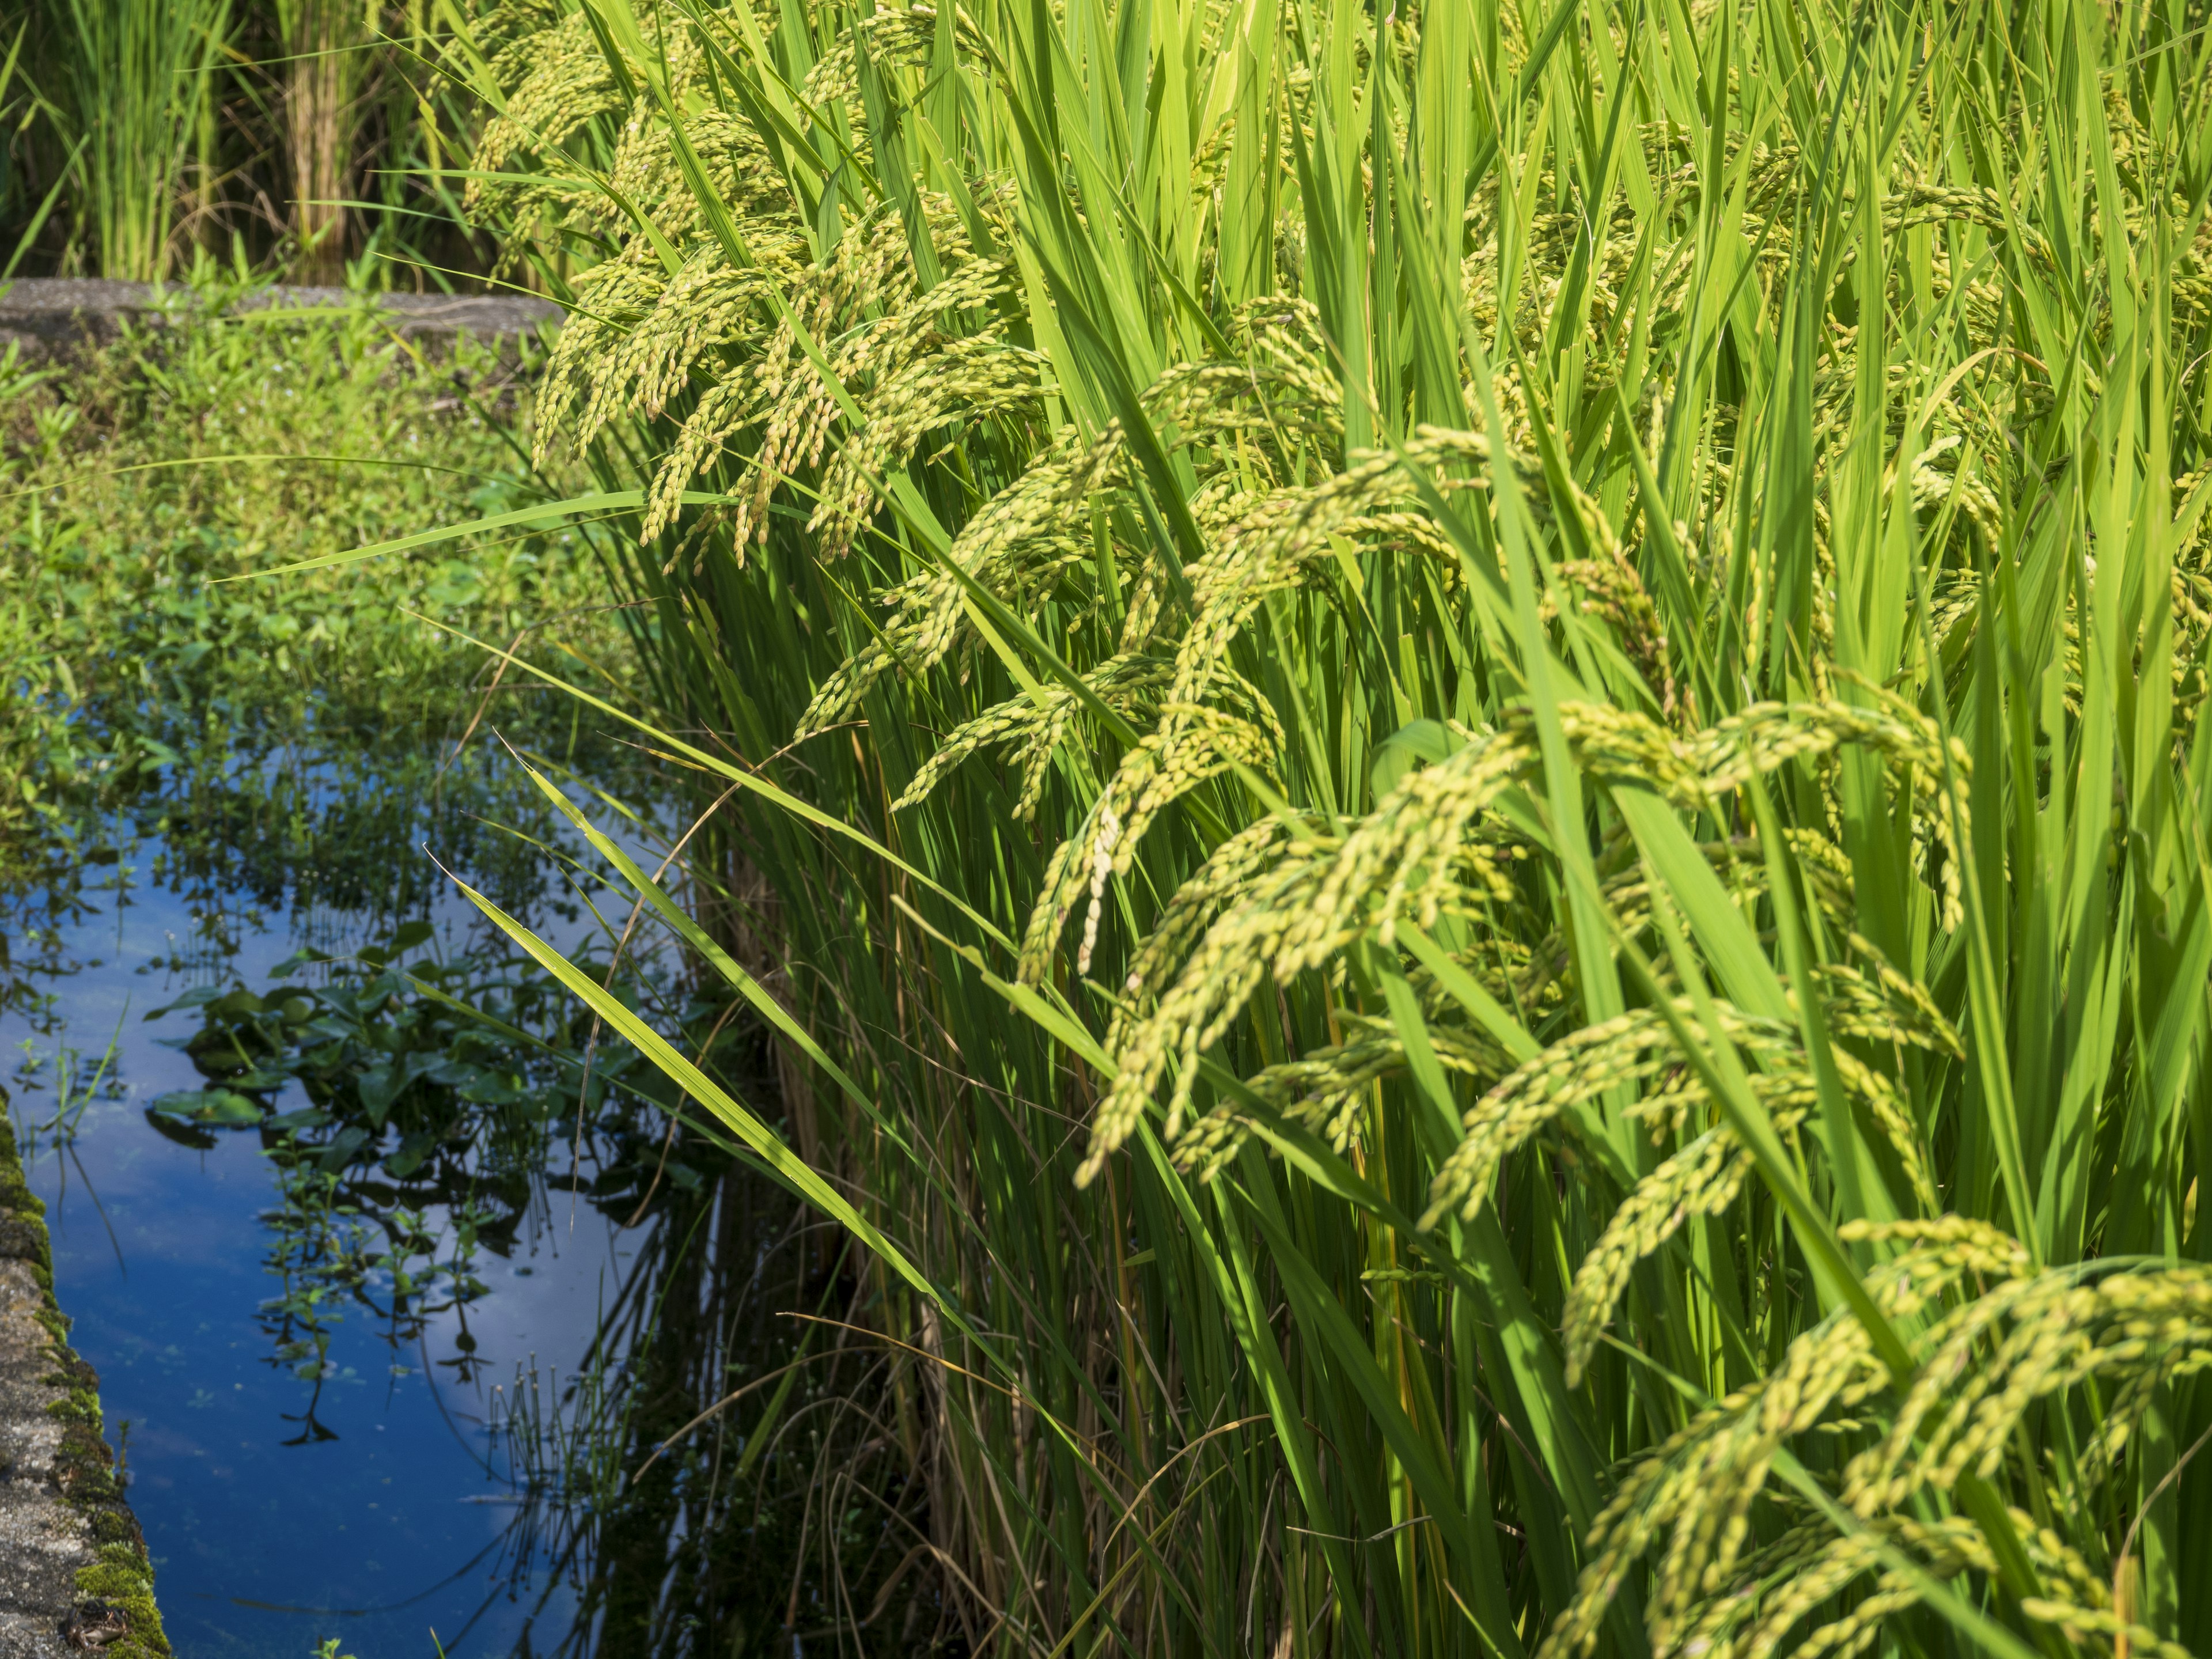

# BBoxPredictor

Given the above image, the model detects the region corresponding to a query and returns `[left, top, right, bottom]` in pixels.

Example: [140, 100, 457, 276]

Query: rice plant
[275, 0, 376, 281]
[50, 0, 232, 278]
[449, 0, 2212, 1652]
[0, 0, 515, 282]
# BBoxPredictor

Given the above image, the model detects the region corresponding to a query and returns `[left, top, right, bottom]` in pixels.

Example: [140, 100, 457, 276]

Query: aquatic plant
[124, 888, 927, 1653]
[146, 912, 694, 1349]
[455, 0, 2212, 1653]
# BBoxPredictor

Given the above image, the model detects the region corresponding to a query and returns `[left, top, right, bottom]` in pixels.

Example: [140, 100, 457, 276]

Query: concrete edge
[0, 1119, 166, 1658]
[0, 278, 563, 365]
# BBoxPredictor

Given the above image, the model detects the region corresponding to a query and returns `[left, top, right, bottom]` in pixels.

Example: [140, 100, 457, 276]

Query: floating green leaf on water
[146, 1088, 262, 1127]
[142, 986, 223, 1021]
[264, 1107, 328, 1134]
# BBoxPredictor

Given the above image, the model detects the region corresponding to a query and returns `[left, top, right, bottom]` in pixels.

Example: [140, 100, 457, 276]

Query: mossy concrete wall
[0, 1120, 164, 1658]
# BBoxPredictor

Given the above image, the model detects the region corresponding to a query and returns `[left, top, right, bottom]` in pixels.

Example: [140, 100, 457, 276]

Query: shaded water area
[0, 738, 823, 1658]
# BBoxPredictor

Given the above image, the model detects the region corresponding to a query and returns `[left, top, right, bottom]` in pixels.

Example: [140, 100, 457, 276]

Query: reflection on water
[0, 740, 726, 1657]
[4, 730, 949, 1658]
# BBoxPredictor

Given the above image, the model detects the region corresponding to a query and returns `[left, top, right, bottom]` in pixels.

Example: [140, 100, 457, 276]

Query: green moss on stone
[48, 1387, 103, 1427]
[0, 1121, 53, 1291]
[75, 1543, 170, 1658]
[90, 1508, 137, 1544]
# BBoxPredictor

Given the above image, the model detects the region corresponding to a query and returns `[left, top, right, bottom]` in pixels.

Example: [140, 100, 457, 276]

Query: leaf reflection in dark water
[468, 1166, 957, 1659]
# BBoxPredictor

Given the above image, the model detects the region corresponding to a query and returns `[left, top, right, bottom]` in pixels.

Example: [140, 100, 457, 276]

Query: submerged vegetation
[445, 0, 2212, 1653]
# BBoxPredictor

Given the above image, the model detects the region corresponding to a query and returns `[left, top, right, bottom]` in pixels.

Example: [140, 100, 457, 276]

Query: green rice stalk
[447, 0, 2212, 1650]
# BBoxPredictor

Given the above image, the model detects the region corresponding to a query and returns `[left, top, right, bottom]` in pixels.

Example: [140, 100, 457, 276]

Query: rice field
[453, 0, 2212, 1652]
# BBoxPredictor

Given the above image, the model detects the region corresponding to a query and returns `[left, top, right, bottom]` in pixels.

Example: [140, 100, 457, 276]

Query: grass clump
[454, 0, 2212, 1654]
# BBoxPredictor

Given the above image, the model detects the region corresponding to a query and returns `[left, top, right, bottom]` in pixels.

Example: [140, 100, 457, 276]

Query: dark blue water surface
[2, 800, 652, 1658]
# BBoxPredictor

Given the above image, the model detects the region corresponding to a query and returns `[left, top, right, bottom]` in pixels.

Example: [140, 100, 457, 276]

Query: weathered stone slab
[0, 1123, 163, 1657]
[0, 277, 562, 362]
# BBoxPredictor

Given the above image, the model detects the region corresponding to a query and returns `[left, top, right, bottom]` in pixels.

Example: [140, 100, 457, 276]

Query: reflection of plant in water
[1, 772, 940, 1648]
[257, 1176, 480, 1368]
[134, 742, 634, 990]
[10, 997, 127, 1147]
[153, 917, 705, 1389]
[457, 1168, 951, 1659]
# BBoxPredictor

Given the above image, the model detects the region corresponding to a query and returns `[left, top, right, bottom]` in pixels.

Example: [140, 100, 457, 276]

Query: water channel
[0, 744, 810, 1657]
